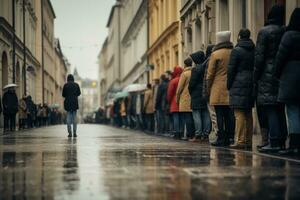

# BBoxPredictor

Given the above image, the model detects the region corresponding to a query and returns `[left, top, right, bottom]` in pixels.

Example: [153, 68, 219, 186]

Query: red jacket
[167, 66, 183, 113]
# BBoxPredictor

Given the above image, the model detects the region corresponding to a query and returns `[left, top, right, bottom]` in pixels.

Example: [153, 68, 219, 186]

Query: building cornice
[147, 21, 179, 55]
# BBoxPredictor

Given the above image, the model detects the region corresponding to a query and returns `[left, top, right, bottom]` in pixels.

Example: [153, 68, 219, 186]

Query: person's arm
[206, 53, 217, 95]
[62, 85, 66, 98]
[227, 48, 239, 90]
[253, 30, 267, 83]
[77, 84, 81, 97]
[176, 74, 186, 104]
[274, 33, 291, 78]
[167, 81, 174, 104]
[188, 68, 197, 95]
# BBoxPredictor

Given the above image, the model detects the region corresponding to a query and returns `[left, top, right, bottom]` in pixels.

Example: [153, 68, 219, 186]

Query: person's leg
[202, 107, 212, 136]
[286, 104, 300, 151]
[256, 105, 269, 147]
[192, 110, 202, 136]
[208, 104, 218, 136]
[66, 112, 72, 136]
[245, 110, 253, 147]
[186, 112, 195, 138]
[72, 111, 77, 136]
[11, 114, 16, 131]
[233, 109, 247, 145]
[278, 104, 288, 148]
[211, 106, 225, 146]
[173, 112, 181, 138]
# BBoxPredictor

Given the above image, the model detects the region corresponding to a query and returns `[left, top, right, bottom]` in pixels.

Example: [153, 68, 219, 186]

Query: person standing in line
[62, 74, 81, 137]
[167, 66, 183, 139]
[2, 87, 18, 132]
[189, 50, 211, 141]
[254, 5, 288, 152]
[152, 79, 160, 134]
[202, 45, 217, 139]
[274, 8, 300, 154]
[227, 29, 255, 149]
[143, 84, 155, 132]
[18, 96, 27, 130]
[176, 58, 195, 140]
[207, 31, 234, 147]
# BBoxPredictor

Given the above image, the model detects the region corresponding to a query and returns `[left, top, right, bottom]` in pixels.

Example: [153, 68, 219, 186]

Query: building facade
[148, 0, 182, 80]
[120, 0, 148, 87]
[0, 0, 69, 127]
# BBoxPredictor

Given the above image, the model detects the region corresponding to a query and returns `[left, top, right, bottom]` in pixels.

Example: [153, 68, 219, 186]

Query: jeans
[181, 112, 195, 137]
[262, 105, 288, 145]
[286, 104, 300, 134]
[172, 112, 183, 134]
[4, 114, 16, 131]
[67, 111, 77, 134]
[214, 106, 235, 139]
[208, 104, 218, 135]
[192, 108, 211, 135]
[145, 113, 154, 132]
[157, 110, 165, 134]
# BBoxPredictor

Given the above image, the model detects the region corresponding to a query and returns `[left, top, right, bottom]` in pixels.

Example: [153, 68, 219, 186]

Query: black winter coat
[155, 80, 169, 112]
[62, 81, 81, 112]
[227, 39, 255, 109]
[189, 64, 207, 109]
[253, 24, 285, 105]
[2, 91, 18, 115]
[275, 30, 300, 103]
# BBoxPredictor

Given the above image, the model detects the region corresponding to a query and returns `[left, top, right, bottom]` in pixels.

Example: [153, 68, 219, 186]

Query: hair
[239, 28, 251, 39]
[147, 83, 152, 89]
[165, 70, 172, 76]
[184, 57, 193, 67]
[160, 74, 167, 81]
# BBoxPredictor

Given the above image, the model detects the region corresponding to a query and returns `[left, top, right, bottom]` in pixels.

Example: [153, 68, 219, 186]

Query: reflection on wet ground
[0, 125, 300, 200]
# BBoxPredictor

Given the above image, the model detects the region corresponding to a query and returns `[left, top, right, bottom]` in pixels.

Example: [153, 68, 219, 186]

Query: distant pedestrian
[227, 29, 255, 149]
[207, 31, 235, 146]
[143, 84, 155, 132]
[176, 58, 195, 140]
[62, 74, 81, 137]
[2, 87, 18, 132]
[18, 96, 27, 129]
[254, 5, 288, 152]
[167, 66, 183, 139]
[189, 50, 211, 141]
[275, 8, 300, 154]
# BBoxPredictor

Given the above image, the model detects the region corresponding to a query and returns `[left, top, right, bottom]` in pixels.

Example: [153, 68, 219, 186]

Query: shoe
[68, 133, 72, 138]
[230, 144, 246, 149]
[258, 144, 280, 153]
[181, 137, 188, 141]
[73, 133, 77, 138]
[257, 143, 269, 149]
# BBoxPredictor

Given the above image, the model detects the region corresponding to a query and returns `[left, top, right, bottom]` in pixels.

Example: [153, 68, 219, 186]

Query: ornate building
[148, 0, 182, 80]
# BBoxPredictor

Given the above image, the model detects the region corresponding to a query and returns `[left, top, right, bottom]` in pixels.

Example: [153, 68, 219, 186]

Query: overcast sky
[51, 0, 115, 80]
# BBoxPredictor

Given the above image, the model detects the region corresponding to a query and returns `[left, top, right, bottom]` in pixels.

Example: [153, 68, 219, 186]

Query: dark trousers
[260, 105, 288, 146]
[214, 106, 235, 140]
[157, 110, 165, 134]
[4, 114, 16, 131]
[145, 113, 154, 132]
[19, 119, 27, 129]
[256, 105, 269, 144]
[180, 112, 195, 138]
[172, 112, 183, 134]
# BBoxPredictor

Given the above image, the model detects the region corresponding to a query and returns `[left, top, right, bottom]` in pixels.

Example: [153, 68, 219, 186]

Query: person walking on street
[274, 8, 300, 154]
[189, 50, 211, 141]
[143, 84, 155, 132]
[62, 74, 81, 137]
[254, 5, 288, 153]
[2, 88, 18, 132]
[18, 96, 27, 130]
[176, 58, 195, 140]
[227, 29, 255, 149]
[207, 31, 235, 147]
[167, 66, 183, 139]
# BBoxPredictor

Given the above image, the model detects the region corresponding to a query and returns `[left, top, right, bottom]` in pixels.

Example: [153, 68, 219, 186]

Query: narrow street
[0, 125, 300, 200]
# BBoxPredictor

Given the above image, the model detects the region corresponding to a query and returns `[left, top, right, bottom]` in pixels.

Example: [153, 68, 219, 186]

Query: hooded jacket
[155, 78, 169, 112]
[253, 5, 285, 105]
[62, 74, 81, 112]
[228, 39, 255, 109]
[167, 66, 183, 113]
[188, 51, 207, 110]
[176, 66, 193, 112]
[275, 8, 300, 103]
[207, 41, 233, 105]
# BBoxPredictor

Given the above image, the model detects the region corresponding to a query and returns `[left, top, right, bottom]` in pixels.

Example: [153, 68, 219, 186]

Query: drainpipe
[23, 0, 27, 96]
[41, 0, 45, 105]
[12, 0, 16, 83]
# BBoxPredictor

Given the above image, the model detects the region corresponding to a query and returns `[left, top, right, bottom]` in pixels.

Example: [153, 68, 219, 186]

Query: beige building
[0, 0, 69, 127]
[148, 0, 182, 80]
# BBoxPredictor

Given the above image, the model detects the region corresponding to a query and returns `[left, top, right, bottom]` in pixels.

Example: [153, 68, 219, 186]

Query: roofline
[47, 0, 56, 19]
[106, 1, 121, 27]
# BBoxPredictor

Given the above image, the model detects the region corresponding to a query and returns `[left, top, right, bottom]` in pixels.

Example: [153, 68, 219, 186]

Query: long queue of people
[105, 7, 300, 155]
[0, 88, 66, 133]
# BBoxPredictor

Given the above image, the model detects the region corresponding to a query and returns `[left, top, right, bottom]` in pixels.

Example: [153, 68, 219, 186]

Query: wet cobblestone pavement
[1, 125, 300, 200]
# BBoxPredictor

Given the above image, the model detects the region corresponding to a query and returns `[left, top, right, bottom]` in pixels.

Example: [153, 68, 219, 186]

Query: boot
[257, 128, 269, 149]
[73, 132, 77, 138]
[279, 134, 300, 155]
[68, 133, 72, 138]
[211, 131, 225, 147]
[259, 139, 280, 153]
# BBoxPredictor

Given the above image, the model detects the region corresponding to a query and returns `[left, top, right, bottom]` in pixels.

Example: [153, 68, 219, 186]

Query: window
[219, 0, 229, 31]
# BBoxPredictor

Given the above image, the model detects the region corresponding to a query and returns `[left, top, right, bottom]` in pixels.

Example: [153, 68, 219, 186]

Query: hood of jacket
[287, 8, 300, 31]
[213, 41, 233, 52]
[67, 74, 74, 82]
[266, 5, 285, 26]
[172, 66, 183, 78]
[236, 39, 255, 50]
[190, 51, 205, 64]
[206, 44, 215, 59]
